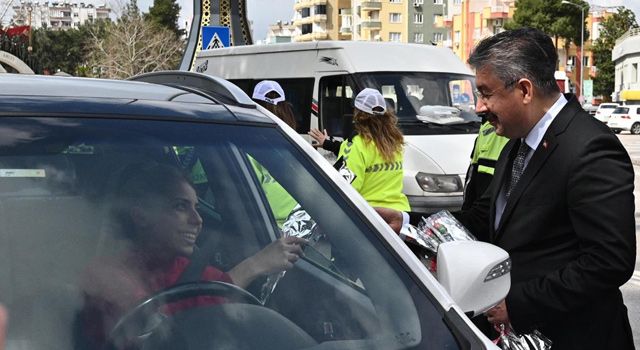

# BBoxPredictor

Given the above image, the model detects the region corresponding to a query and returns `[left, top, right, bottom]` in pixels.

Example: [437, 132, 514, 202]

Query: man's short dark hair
[468, 28, 560, 97]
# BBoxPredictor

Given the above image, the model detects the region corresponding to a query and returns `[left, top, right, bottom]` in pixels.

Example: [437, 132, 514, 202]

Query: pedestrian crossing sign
[202, 26, 230, 49]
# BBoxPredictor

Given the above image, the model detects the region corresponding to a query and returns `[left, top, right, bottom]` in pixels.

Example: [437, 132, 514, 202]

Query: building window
[389, 32, 401, 42]
[633, 63, 638, 82]
[389, 13, 402, 23]
[301, 23, 312, 34]
[453, 0, 461, 4]
[433, 0, 443, 4]
[414, 33, 424, 43]
[390, 0, 402, 3]
[300, 7, 310, 18]
[433, 32, 443, 42]
[341, 14, 352, 28]
[315, 5, 326, 15]
[414, 13, 423, 24]
[583, 55, 589, 67]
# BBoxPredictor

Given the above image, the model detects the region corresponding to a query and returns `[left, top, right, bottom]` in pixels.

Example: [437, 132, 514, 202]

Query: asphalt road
[616, 133, 640, 348]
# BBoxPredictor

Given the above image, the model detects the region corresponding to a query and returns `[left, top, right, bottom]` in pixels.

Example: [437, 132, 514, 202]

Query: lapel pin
[542, 140, 548, 149]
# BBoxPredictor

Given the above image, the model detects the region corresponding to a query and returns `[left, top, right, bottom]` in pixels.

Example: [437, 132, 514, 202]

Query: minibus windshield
[355, 72, 481, 135]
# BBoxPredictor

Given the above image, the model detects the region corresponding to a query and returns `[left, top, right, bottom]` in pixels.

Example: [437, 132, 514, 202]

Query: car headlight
[415, 172, 463, 193]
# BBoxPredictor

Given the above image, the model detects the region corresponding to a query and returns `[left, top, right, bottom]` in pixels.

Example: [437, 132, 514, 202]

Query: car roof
[0, 73, 274, 124]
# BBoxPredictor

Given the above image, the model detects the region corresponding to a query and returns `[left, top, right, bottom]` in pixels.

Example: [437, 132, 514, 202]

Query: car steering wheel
[105, 281, 261, 350]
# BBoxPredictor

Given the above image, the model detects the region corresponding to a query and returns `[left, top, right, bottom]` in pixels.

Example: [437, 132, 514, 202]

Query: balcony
[361, 1, 382, 10]
[361, 20, 382, 29]
[294, 31, 329, 42]
[293, 17, 313, 26]
[339, 8, 351, 15]
[340, 26, 352, 34]
[294, 0, 327, 10]
[312, 14, 327, 23]
[313, 32, 328, 40]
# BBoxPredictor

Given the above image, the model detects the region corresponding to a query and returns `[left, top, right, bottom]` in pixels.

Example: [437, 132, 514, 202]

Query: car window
[614, 107, 629, 114]
[0, 116, 462, 350]
[600, 104, 618, 109]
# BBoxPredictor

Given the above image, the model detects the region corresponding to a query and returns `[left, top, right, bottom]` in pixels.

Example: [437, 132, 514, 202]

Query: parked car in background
[582, 103, 598, 116]
[594, 102, 620, 123]
[607, 105, 640, 134]
[0, 72, 508, 350]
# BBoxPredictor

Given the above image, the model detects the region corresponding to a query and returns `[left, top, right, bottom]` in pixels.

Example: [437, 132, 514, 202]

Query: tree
[87, 8, 183, 79]
[145, 0, 182, 37]
[30, 19, 109, 75]
[506, 0, 590, 65]
[592, 7, 638, 100]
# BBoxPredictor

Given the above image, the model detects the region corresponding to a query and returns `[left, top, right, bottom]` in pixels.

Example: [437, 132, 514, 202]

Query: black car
[0, 72, 508, 350]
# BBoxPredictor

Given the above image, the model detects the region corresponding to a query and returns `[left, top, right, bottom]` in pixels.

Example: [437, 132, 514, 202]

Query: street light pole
[562, 0, 586, 103]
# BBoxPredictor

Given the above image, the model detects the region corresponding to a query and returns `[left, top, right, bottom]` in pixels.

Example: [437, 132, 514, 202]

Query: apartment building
[291, 0, 447, 44]
[293, 0, 351, 42]
[434, 0, 513, 62]
[11, 1, 110, 31]
[265, 20, 296, 44]
[612, 27, 640, 103]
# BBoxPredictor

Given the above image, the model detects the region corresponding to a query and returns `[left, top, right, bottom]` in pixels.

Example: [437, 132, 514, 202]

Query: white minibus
[194, 41, 480, 213]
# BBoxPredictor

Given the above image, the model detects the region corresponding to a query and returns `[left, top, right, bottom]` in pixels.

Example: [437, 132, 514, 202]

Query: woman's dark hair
[254, 91, 297, 130]
[111, 162, 192, 240]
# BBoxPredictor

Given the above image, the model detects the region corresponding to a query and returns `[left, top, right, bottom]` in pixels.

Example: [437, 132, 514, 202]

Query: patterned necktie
[505, 140, 531, 199]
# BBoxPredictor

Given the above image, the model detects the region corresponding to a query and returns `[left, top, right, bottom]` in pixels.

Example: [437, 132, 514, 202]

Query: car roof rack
[128, 71, 256, 109]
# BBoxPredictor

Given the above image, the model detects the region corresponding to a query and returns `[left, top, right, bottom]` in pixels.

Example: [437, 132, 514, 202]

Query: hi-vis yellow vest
[338, 135, 410, 212]
[471, 122, 509, 175]
[249, 156, 298, 227]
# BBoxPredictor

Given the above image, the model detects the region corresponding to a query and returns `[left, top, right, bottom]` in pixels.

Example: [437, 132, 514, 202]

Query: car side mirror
[437, 241, 510, 317]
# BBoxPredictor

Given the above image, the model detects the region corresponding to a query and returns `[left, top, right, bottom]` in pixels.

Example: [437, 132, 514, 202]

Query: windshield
[0, 116, 461, 350]
[355, 72, 481, 135]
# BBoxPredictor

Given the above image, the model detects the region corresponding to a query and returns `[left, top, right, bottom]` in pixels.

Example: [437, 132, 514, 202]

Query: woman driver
[79, 162, 306, 348]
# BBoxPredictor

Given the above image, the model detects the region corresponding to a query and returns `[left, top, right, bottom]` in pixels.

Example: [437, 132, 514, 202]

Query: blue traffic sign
[202, 26, 230, 49]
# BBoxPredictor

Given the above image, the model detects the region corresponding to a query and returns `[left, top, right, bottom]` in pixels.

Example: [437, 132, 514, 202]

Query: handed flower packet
[398, 210, 476, 274]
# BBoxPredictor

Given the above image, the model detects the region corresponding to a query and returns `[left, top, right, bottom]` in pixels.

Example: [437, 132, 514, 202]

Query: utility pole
[562, 0, 588, 103]
[27, 3, 32, 53]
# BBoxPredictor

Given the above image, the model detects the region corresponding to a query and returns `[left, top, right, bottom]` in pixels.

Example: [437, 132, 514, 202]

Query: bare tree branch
[87, 12, 183, 79]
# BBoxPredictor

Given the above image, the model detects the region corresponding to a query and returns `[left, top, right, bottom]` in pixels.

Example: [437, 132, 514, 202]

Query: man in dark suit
[456, 28, 636, 349]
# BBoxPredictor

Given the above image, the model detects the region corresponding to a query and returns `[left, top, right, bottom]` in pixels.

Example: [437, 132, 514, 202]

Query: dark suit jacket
[457, 95, 636, 350]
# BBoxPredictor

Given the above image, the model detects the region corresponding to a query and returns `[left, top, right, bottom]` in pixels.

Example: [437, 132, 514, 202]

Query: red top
[80, 254, 232, 348]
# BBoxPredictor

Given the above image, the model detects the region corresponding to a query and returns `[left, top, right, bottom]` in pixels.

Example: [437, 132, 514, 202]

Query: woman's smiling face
[135, 180, 203, 257]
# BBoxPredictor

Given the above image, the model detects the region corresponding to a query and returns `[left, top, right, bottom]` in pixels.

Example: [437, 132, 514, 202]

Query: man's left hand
[373, 207, 403, 233]
[485, 299, 509, 325]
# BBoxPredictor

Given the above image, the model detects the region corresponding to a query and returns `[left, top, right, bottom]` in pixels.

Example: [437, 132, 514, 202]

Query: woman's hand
[308, 128, 328, 147]
[253, 236, 307, 274]
[228, 236, 307, 288]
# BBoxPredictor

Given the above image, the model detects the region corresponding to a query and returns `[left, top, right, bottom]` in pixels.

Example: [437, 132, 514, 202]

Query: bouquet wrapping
[398, 210, 476, 274]
[495, 323, 552, 350]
